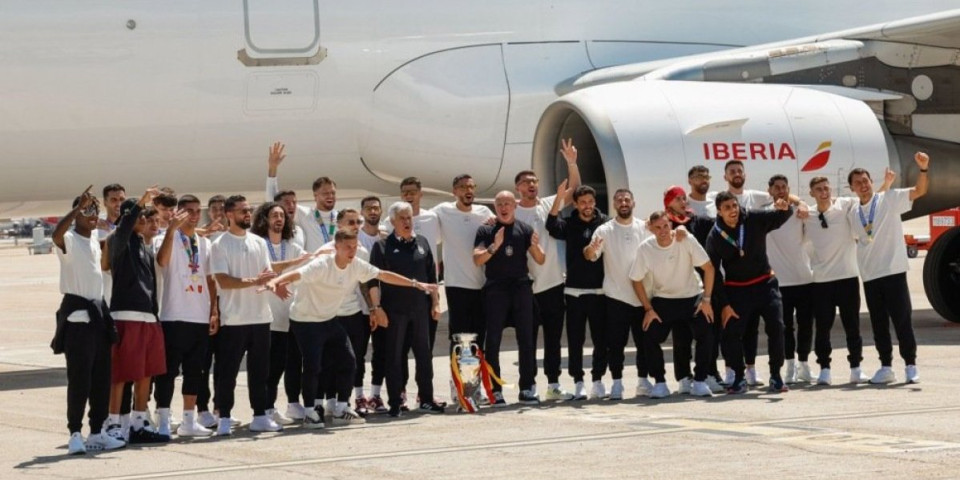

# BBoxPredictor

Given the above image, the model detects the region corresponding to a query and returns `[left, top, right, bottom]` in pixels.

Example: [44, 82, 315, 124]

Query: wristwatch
[487, 245, 496, 255]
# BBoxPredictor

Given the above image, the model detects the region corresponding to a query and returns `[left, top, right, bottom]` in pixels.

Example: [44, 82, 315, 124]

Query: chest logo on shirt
[505, 245, 514, 257]
[417, 245, 425, 255]
[185, 284, 204, 294]
[584, 229, 592, 239]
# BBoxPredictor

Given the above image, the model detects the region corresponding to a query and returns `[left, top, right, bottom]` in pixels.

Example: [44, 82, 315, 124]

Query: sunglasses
[818, 211, 828, 229]
[343, 219, 362, 226]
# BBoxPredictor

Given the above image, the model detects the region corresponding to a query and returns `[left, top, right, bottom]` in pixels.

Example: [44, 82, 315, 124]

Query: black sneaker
[518, 390, 541, 405]
[388, 404, 403, 418]
[768, 377, 789, 393]
[418, 401, 445, 414]
[399, 391, 410, 412]
[128, 425, 171, 444]
[726, 379, 748, 395]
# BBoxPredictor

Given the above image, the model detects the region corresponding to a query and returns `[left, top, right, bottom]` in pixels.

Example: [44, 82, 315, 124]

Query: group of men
[53, 139, 929, 455]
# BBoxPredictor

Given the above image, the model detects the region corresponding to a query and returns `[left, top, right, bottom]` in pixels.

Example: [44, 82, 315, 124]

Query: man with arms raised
[266, 141, 338, 251]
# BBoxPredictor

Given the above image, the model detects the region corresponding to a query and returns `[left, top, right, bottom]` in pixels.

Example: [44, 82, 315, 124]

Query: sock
[612, 379, 623, 387]
[325, 398, 336, 412]
[183, 411, 196, 424]
[132, 411, 146, 430]
[371, 384, 382, 397]
[158, 408, 171, 421]
[108, 414, 121, 426]
[548, 383, 559, 390]
[335, 401, 347, 416]
[354, 387, 364, 398]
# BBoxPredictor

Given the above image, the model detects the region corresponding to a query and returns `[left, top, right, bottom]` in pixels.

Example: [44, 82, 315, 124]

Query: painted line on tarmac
[103, 405, 960, 480]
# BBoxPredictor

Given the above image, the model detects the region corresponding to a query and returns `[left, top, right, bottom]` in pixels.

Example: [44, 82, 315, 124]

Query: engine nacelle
[532, 81, 894, 215]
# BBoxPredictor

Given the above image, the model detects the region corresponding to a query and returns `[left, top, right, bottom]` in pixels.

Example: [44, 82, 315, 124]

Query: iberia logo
[801, 141, 831, 172]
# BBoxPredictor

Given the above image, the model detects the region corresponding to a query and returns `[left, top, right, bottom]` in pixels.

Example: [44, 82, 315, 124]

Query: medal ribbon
[858, 194, 878, 240]
[178, 231, 199, 274]
[714, 223, 745, 257]
[315, 209, 336, 243]
[266, 239, 286, 262]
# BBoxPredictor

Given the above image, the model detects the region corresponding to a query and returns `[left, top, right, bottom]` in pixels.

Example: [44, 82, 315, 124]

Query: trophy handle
[453, 344, 463, 356]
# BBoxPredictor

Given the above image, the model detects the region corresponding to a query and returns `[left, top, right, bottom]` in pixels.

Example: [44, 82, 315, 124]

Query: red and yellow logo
[801, 141, 831, 172]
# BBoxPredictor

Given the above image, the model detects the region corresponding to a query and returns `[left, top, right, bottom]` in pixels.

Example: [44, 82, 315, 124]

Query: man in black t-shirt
[473, 191, 546, 406]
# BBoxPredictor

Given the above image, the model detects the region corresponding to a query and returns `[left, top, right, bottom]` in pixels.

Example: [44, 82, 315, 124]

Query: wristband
[920, 168, 929, 173]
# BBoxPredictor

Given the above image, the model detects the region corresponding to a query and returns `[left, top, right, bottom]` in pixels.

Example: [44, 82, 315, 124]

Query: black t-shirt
[474, 220, 533, 286]
[369, 234, 437, 313]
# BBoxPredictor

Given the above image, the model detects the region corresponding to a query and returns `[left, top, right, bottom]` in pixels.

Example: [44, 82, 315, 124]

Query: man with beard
[432, 175, 494, 350]
[197, 194, 226, 427]
[358, 195, 390, 413]
[629, 211, 716, 399]
[707, 192, 793, 394]
[514, 138, 581, 402]
[474, 191, 546, 406]
[263, 142, 307, 249]
[847, 152, 929, 384]
[153, 195, 220, 437]
[546, 183, 609, 399]
[584, 189, 654, 399]
[210, 195, 281, 435]
[686, 166, 716, 218]
[250, 202, 308, 424]
[662, 186, 725, 393]
[53, 187, 125, 454]
[201, 195, 227, 241]
[265, 141, 338, 251]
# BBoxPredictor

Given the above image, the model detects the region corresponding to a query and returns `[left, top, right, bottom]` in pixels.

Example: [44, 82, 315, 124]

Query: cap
[663, 185, 686, 209]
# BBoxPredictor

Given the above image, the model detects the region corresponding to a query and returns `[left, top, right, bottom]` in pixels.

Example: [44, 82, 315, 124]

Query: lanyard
[714, 223, 745, 257]
[858, 194, 878, 241]
[314, 209, 335, 243]
[266, 239, 286, 262]
[178, 231, 199, 274]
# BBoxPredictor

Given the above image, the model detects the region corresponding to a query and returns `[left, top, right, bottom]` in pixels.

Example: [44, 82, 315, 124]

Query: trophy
[450, 333, 483, 413]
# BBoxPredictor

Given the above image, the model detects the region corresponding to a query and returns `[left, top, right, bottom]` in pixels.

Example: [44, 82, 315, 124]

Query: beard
[617, 209, 633, 220]
[236, 218, 252, 229]
[730, 177, 745, 189]
[694, 183, 709, 195]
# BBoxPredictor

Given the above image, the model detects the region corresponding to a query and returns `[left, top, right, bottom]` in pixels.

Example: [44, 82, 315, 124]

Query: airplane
[3, 1, 960, 323]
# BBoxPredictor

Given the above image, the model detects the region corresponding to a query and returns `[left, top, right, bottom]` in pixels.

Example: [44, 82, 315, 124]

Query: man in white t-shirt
[847, 152, 930, 385]
[264, 231, 438, 427]
[764, 175, 815, 385]
[53, 188, 125, 454]
[400, 177, 441, 348]
[629, 211, 716, 399]
[431, 174, 494, 349]
[265, 141, 338, 251]
[251, 202, 308, 425]
[358, 195, 390, 413]
[153, 195, 219, 438]
[209, 195, 281, 436]
[513, 138, 580, 401]
[585, 189, 654, 399]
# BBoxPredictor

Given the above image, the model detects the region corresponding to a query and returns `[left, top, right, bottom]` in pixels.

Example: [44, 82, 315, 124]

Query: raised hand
[169, 209, 190, 231]
[915, 151, 930, 170]
[139, 185, 160, 207]
[560, 138, 578, 164]
[884, 167, 896, 186]
[268, 141, 286, 170]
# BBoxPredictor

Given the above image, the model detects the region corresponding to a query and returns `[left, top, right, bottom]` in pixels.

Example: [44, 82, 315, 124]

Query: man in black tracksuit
[706, 191, 792, 394]
[546, 184, 610, 398]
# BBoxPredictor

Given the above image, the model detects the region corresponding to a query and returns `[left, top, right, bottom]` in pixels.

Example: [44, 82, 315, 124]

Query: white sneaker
[850, 367, 869, 384]
[784, 359, 797, 384]
[302, 408, 325, 429]
[609, 380, 624, 400]
[678, 377, 693, 395]
[67, 432, 86, 455]
[198, 411, 218, 429]
[545, 383, 574, 401]
[796, 361, 813, 383]
[817, 368, 832, 386]
[216, 418, 232, 436]
[331, 407, 366, 426]
[591, 380, 607, 400]
[157, 410, 172, 437]
[177, 419, 212, 437]
[105, 423, 126, 443]
[705, 375, 725, 393]
[691, 381, 713, 397]
[746, 366, 762, 386]
[905, 365, 920, 384]
[249, 415, 282, 432]
[85, 432, 126, 451]
[636, 378, 654, 397]
[723, 367, 736, 386]
[572, 381, 588, 401]
[268, 408, 294, 426]
[870, 366, 897, 384]
[285, 403, 306, 420]
[650, 382, 671, 399]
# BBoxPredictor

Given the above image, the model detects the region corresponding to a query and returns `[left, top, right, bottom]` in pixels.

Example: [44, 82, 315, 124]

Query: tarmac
[2, 218, 959, 479]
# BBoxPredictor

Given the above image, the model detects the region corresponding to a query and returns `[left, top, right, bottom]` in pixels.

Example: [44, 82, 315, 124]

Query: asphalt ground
[2, 217, 959, 479]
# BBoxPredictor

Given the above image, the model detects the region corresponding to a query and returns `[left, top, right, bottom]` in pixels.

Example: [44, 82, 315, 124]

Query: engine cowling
[532, 80, 894, 215]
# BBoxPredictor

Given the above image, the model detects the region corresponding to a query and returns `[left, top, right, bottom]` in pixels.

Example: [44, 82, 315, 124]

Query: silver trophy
[451, 333, 483, 412]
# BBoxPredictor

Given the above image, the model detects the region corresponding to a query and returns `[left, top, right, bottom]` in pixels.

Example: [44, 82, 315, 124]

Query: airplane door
[238, 0, 326, 66]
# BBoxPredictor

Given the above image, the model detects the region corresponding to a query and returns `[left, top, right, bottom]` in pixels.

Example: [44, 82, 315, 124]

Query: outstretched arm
[910, 151, 930, 201]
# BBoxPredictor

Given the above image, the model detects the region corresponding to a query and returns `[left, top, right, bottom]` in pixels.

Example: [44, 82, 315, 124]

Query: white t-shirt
[210, 232, 273, 326]
[264, 238, 305, 332]
[359, 229, 383, 252]
[413, 209, 441, 268]
[848, 188, 913, 282]
[804, 197, 860, 283]
[431, 202, 491, 289]
[765, 209, 813, 287]
[591, 218, 650, 307]
[96, 228, 114, 307]
[153, 232, 213, 324]
[687, 193, 717, 218]
[320, 240, 370, 316]
[57, 230, 104, 323]
[515, 195, 566, 293]
[291, 225, 306, 250]
[629, 236, 709, 299]
[289, 255, 380, 323]
[736, 189, 774, 210]
[266, 176, 336, 251]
